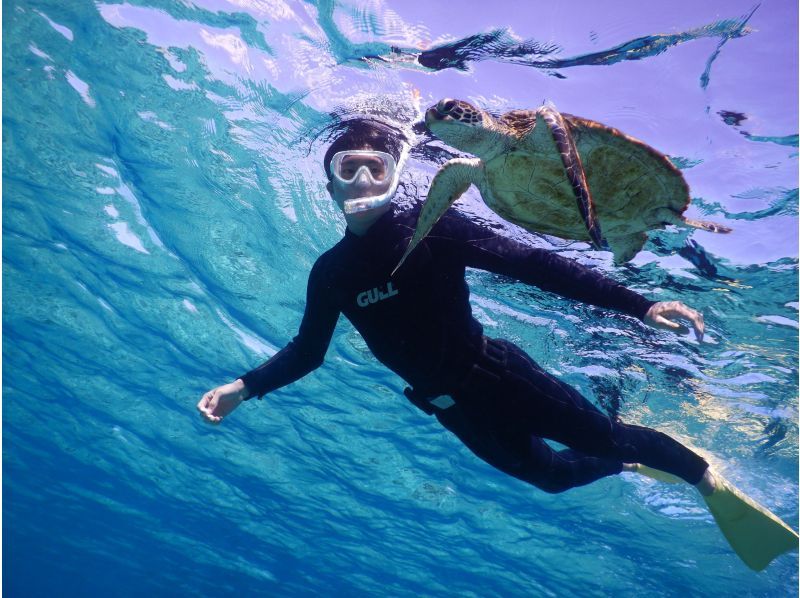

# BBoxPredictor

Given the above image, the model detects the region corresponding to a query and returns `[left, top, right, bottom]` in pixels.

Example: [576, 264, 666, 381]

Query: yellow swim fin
[703, 474, 799, 571]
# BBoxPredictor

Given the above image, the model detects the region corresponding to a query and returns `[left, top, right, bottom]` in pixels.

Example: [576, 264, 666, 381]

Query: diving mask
[329, 150, 402, 214]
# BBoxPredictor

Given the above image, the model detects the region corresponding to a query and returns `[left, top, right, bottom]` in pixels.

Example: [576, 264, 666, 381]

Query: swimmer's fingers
[196, 391, 211, 413]
[672, 303, 704, 341]
[197, 389, 223, 425]
[649, 313, 681, 331]
[658, 301, 704, 342]
[644, 301, 705, 342]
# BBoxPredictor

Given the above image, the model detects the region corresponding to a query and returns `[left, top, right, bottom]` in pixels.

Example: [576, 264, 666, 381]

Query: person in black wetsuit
[198, 118, 717, 496]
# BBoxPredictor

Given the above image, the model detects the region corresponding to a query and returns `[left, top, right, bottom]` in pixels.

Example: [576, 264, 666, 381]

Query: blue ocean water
[3, 0, 798, 595]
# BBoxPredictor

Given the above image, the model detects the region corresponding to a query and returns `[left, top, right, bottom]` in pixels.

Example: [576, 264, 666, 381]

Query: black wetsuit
[241, 204, 708, 492]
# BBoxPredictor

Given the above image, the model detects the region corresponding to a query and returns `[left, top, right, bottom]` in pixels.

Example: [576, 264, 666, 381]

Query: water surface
[4, 0, 798, 595]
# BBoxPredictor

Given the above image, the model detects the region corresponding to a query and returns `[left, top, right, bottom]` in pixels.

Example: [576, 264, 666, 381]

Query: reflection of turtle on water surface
[395, 98, 731, 270]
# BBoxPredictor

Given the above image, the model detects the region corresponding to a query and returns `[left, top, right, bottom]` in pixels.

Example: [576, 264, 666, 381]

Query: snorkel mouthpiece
[342, 180, 398, 214]
[343, 196, 391, 214]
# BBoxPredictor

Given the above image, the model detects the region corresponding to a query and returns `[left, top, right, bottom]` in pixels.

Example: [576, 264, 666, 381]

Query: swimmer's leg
[435, 402, 622, 494]
[498, 340, 709, 485]
[520, 440, 624, 494]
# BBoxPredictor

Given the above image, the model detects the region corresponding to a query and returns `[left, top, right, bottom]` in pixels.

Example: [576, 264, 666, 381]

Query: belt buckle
[405, 387, 454, 414]
[429, 395, 455, 410]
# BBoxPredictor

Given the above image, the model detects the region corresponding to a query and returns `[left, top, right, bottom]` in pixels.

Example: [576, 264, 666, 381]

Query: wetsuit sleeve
[239, 257, 340, 399]
[432, 212, 655, 319]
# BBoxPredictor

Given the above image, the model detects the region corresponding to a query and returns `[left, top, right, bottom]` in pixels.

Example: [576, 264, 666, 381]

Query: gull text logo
[356, 282, 399, 307]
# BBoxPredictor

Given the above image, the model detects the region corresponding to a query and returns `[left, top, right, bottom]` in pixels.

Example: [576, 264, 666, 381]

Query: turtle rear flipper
[682, 217, 732, 234]
[607, 232, 648, 264]
[653, 208, 732, 234]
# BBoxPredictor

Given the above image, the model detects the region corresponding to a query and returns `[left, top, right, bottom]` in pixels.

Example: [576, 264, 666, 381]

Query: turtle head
[425, 99, 501, 159]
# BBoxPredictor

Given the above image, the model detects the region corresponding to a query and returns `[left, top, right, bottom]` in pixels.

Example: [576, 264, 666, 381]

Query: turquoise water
[3, 0, 798, 595]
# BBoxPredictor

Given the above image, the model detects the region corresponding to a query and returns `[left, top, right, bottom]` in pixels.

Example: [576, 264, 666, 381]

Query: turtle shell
[480, 112, 689, 257]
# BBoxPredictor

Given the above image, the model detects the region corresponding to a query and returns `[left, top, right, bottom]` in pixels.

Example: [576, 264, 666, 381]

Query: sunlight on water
[4, 0, 797, 596]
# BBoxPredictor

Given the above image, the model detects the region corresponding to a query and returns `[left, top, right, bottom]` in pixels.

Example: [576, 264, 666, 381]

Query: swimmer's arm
[239, 257, 340, 398]
[197, 258, 340, 424]
[431, 212, 654, 318]
[433, 212, 703, 335]
[502, 251, 704, 339]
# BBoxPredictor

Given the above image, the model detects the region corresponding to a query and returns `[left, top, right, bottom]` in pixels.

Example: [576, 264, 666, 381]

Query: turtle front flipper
[392, 158, 481, 275]
[533, 105, 607, 251]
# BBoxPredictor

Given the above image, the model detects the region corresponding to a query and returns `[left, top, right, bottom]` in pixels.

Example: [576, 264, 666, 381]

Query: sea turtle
[394, 98, 731, 271]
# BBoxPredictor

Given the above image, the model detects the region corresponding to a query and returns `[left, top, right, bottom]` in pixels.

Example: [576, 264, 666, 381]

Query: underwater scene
[3, 0, 798, 595]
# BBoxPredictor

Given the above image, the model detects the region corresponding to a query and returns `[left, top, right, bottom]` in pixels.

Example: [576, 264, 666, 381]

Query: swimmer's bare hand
[644, 301, 704, 342]
[197, 379, 248, 424]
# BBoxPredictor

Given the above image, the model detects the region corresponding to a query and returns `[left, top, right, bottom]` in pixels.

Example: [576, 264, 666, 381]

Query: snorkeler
[198, 119, 797, 571]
